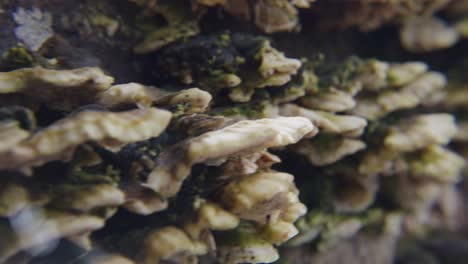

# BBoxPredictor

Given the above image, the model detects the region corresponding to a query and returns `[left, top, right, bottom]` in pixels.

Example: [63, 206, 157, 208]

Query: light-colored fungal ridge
[0, 107, 172, 169]
[146, 116, 316, 197]
[0, 67, 114, 110]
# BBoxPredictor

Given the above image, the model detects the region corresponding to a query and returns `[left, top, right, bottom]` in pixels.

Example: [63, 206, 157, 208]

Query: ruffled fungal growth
[192, 153, 307, 259]
[312, 0, 451, 32]
[150, 32, 301, 103]
[132, 201, 240, 263]
[0, 113, 172, 237]
[288, 210, 370, 249]
[215, 151, 281, 177]
[385, 114, 456, 150]
[367, 60, 468, 233]
[406, 145, 465, 183]
[299, 89, 356, 113]
[352, 65, 446, 120]
[389, 170, 464, 232]
[253, 0, 300, 33]
[192, 0, 316, 33]
[93, 115, 314, 263]
[49, 183, 125, 212]
[0, 67, 114, 110]
[130, 0, 203, 54]
[1, 2, 467, 262]
[280, 104, 367, 137]
[219, 171, 306, 243]
[96, 83, 160, 109]
[0, 208, 105, 262]
[184, 200, 240, 240]
[146, 116, 315, 198]
[285, 210, 402, 254]
[400, 16, 459, 53]
[107, 200, 238, 263]
[263, 54, 464, 254]
[151, 88, 213, 114]
[308, 1, 468, 53]
[130, 0, 467, 55]
[0, 107, 172, 170]
[359, 113, 458, 176]
[138, 226, 208, 264]
[357, 113, 464, 232]
[97, 84, 212, 113]
[398, 2, 468, 53]
[292, 136, 366, 166]
[0, 144, 147, 261]
[216, 222, 280, 264]
[276, 57, 369, 165]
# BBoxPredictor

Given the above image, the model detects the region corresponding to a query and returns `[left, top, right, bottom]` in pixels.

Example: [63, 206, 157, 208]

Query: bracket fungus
[0, 1, 467, 263]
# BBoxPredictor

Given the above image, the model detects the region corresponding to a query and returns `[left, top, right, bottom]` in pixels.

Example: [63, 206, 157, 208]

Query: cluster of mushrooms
[0, 0, 467, 263]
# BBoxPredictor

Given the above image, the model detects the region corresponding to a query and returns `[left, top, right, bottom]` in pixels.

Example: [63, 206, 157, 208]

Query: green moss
[269, 64, 317, 104]
[214, 99, 271, 119]
[150, 31, 303, 103]
[67, 146, 122, 185]
[152, 33, 241, 82]
[216, 221, 269, 247]
[171, 104, 188, 117]
[219, 33, 231, 43]
[308, 55, 363, 94]
[68, 165, 121, 185]
[116, 138, 165, 182]
[285, 211, 329, 246]
[387, 70, 400, 86]
[151, 32, 272, 96]
[287, 209, 386, 248]
[1, 44, 36, 70]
